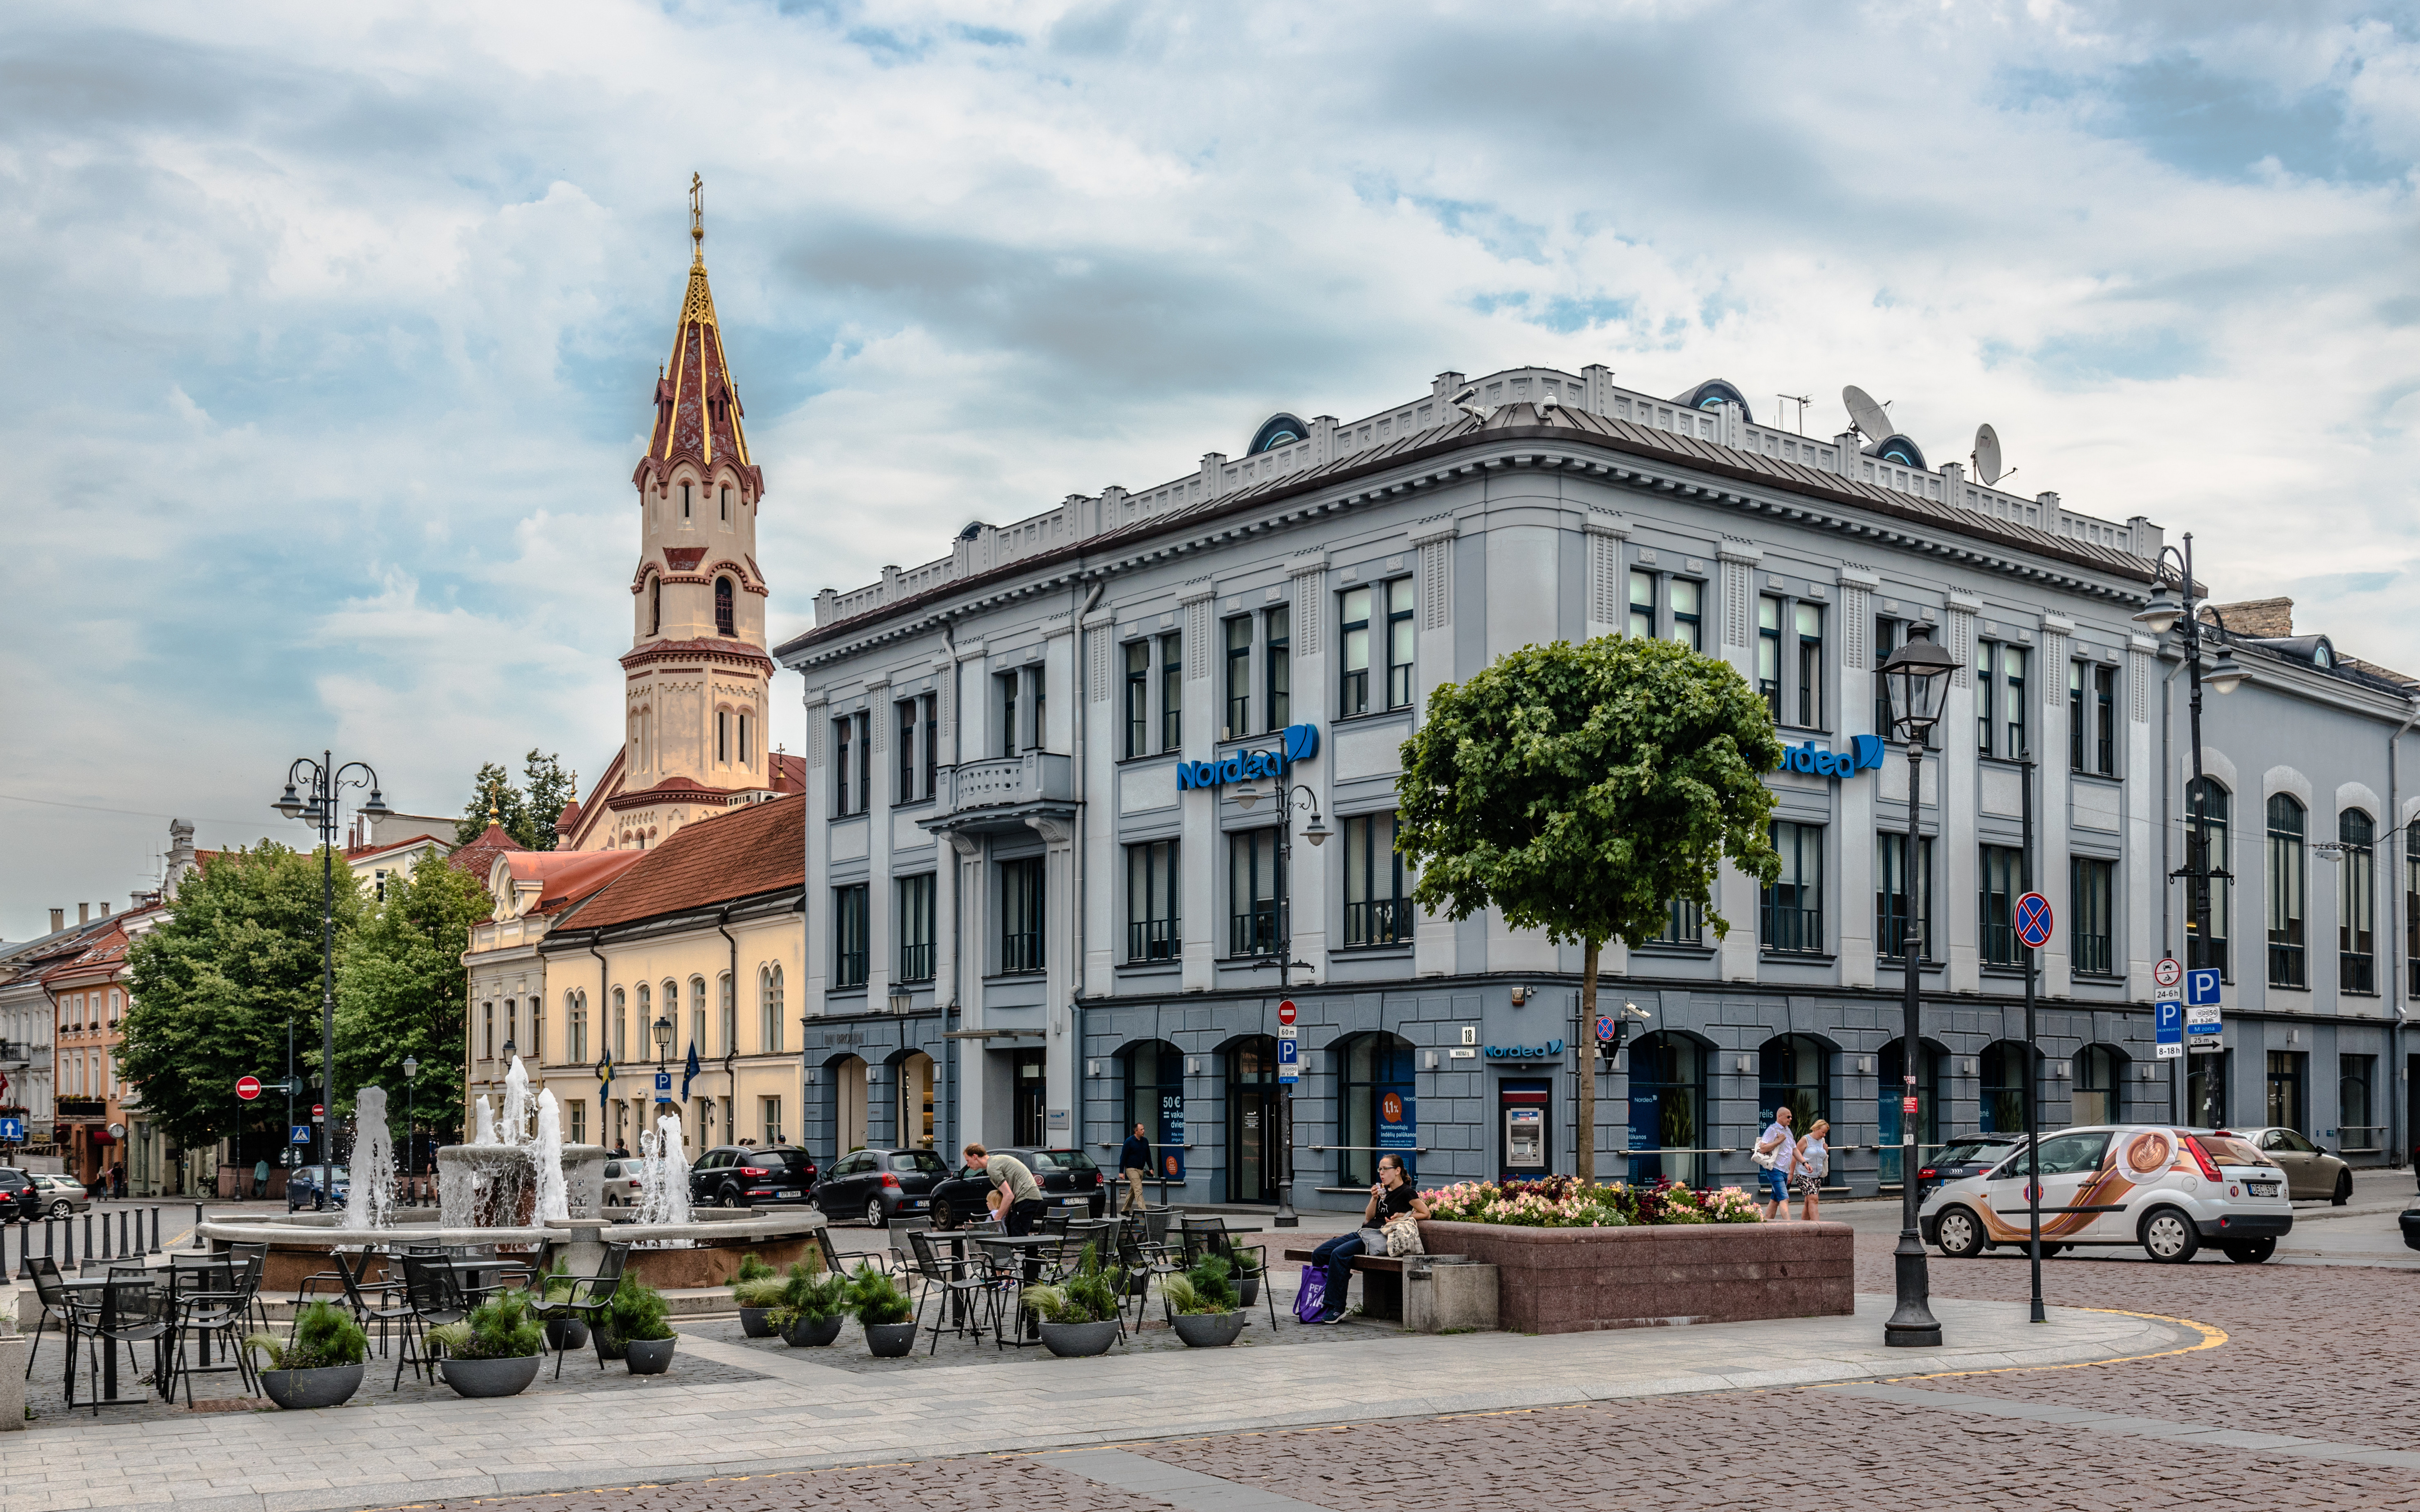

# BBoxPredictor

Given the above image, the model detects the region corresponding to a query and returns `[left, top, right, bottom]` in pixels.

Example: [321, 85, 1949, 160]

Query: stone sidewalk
[1, 1294, 2191, 1512]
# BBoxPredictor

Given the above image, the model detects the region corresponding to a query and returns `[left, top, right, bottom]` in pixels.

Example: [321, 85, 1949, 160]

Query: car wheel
[865, 1198, 886, 1228]
[2140, 1207, 2200, 1263]
[2224, 1237, 2276, 1264]
[1934, 1206, 1986, 1258]
[2332, 1170, 2352, 1207]
[931, 1199, 955, 1230]
[49, 1200, 70, 1218]
[719, 1186, 743, 1209]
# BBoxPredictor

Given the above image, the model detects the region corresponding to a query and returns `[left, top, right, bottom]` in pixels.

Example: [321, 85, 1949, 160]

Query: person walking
[1792, 1119, 1831, 1221]
[1118, 1123, 1154, 1215]
[252, 1156, 269, 1200]
[1754, 1106, 1795, 1221]
[1308, 1153, 1430, 1324]
[965, 1143, 1048, 1235]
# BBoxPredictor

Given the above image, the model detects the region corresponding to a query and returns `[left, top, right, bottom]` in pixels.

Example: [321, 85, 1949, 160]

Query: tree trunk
[1578, 937, 1600, 1186]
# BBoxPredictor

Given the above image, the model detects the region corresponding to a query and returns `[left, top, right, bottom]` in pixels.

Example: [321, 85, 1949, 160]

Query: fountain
[202, 1055, 823, 1293]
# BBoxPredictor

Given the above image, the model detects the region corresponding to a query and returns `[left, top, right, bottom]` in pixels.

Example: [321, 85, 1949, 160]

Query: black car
[687, 1145, 819, 1208]
[0, 1168, 40, 1221]
[813, 1147, 951, 1226]
[1917, 1134, 2026, 1199]
[926, 1147, 1107, 1229]
[286, 1164, 350, 1212]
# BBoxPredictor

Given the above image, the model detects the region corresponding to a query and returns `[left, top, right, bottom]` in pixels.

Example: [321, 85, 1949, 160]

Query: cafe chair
[87, 1267, 173, 1414]
[906, 1229, 994, 1352]
[535, 1242, 629, 1380]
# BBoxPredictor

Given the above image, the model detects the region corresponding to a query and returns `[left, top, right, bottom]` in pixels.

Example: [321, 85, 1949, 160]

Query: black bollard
[61, 1214, 72, 1267]
[43, 1217, 55, 1261]
[119, 1210, 129, 1256]
[193, 1202, 205, 1251]
[148, 1205, 161, 1254]
[84, 1211, 94, 1259]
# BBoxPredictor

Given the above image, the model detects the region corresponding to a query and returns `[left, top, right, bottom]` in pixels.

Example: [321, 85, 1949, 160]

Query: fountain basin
[197, 1211, 828, 1294]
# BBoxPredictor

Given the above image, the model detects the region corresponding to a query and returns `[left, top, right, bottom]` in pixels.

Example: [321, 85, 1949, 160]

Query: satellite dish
[1972, 423, 2003, 486]
[1842, 385, 1891, 440]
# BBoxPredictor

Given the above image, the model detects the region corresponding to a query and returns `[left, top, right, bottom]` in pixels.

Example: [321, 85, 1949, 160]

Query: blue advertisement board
[1159, 1092, 1186, 1181]
[1378, 1089, 1417, 1177]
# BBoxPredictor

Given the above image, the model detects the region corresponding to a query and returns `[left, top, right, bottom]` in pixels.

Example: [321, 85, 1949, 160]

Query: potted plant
[769, 1263, 849, 1348]
[1227, 1247, 1265, 1309]
[847, 1263, 918, 1358]
[242, 1299, 369, 1409]
[1019, 1245, 1123, 1357]
[1165, 1254, 1247, 1348]
[536, 1261, 588, 1351]
[429, 1289, 547, 1398]
[733, 1270, 788, 1339]
[607, 1273, 677, 1374]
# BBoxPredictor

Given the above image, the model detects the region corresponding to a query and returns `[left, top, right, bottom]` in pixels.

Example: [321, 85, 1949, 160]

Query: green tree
[336, 849, 487, 1142]
[523, 749, 577, 851]
[121, 843, 365, 1155]
[453, 751, 576, 850]
[1395, 635, 1785, 1182]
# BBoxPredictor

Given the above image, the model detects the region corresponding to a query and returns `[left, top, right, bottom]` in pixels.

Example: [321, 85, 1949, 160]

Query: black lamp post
[401, 1054, 418, 1182]
[2130, 533, 2247, 1127]
[1235, 780, 1328, 1229]
[1878, 626, 1955, 1349]
[273, 752, 390, 1212]
[652, 1015, 674, 1133]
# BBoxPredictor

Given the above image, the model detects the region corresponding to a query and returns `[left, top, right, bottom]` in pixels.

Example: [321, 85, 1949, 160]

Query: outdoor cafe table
[58, 1271, 160, 1408]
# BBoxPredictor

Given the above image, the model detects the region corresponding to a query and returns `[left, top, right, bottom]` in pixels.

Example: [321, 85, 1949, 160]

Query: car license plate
[2247, 1180, 2279, 1196]
[776, 1188, 800, 1198]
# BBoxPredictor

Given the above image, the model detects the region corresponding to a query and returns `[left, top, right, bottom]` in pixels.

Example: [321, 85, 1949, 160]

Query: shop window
[1336, 1032, 1417, 1186]
[2072, 1045, 2121, 1125]
[1625, 1032, 1706, 1188]
[1979, 1040, 2032, 1133]
[1757, 1034, 1830, 1134]
[2266, 1050, 2307, 1133]
[1876, 1038, 1946, 1184]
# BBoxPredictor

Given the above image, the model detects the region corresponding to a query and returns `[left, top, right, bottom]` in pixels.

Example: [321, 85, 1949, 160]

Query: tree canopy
[454, 749, 576, 850]
[335, 848, 488, 1138]
[1396, 634, 1785, 949]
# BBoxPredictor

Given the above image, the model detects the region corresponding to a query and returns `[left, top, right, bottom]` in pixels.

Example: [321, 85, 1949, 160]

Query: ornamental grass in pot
[607, 1273, 678, 1375]
[1165, 1254, 1247, 1348]
[429, 1290, 547, 1399]
[1021, 1246, 1122, 1357]
[847, 1262, 918, 1358]
[732, 1254, 783, 1338]
[536, 1262, 588, 1351]
[243, 1299, 370, 1409]
[770, 1263, 849, 1348]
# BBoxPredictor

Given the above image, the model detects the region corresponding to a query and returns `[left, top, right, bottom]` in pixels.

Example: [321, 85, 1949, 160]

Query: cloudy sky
[3, 0, 2417, 936]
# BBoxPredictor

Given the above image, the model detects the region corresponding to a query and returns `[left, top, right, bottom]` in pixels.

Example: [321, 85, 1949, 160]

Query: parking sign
[2185, 968, 2222, 1007]
[1277, 1037, 1299, 1083]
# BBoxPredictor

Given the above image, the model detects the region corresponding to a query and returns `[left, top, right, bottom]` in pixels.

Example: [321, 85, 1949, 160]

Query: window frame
[1979, 844, 2026, 967]
[1227, 828, 1285, 959]
[2187, 777, 2232, 981]
[1341, 812, 1407, 948]
[999, 856, 1047, 976]
[1339, 585, 1373, 717]
[1124, 641, 1150, 758]
[1761, 821, 1824, 954]
[2339, 809, 2377, 994]
[1876, 832, 1935, 962]
[897, 697, 919, 801]
[2267, 794, 2308, 989]
[2071, 856, 2115, 976]
[1756, 594, 1783, 724]
[1125, 840, 1181, 963]
[1384, 576, 1416, 710]
[897, 873, 936, 983]
[1627, 569, 1656, 641]
[1224, 616, 1253, 739]
[832, 885, 869, 989]
[1263, 605, 1291, 730]
[1158, 633, 1183, 752]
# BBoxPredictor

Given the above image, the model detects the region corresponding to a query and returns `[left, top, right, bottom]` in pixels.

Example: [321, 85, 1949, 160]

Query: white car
[1920, 1124, 2292, 1264]
[599, 1157, 647, 1208]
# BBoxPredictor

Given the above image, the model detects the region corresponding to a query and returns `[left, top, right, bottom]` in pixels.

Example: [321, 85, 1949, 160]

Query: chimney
[165, 819, 198, 902]
[98, 902, 111, 918]
[48, 909, 63, 934]
[78, 903, 89, 926]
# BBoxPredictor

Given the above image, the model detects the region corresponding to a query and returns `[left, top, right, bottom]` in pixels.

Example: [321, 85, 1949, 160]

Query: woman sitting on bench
[1308, 1154, 1429, 1324]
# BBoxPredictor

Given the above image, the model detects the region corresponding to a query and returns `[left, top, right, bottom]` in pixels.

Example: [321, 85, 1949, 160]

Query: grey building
[773, 365, 2416, 1210]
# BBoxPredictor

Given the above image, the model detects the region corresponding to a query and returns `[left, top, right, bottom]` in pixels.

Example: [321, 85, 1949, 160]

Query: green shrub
[732, 1275, 789, 1309]
[735, 1252, 777, 1283]
[429, 1290, 545, 1361]
[1167, 1253, 1237, 1315]
[605, 1273, 674, 1344]
[769, 1261, 850, 1327]
[242, 1300, 368, 1371]
[847, 1263, 914, 1326]
[1026, 1243, 1120, 1325]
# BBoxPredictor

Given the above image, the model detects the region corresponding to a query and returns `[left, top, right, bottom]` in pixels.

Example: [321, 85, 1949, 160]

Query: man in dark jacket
[1118, 1123, 1153, 1214]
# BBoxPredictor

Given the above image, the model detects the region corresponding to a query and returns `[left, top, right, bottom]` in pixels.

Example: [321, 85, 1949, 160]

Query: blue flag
[681, 1041, 701, 1100]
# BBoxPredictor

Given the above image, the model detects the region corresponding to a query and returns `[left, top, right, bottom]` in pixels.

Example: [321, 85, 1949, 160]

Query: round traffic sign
[2154, 957, 2183, 988]
[1595, 1015, 1617, 1042]
[236, 1075, 262, 1101]
[1277, 999, 1297, 1026]
[2014, 892, 2054, 950]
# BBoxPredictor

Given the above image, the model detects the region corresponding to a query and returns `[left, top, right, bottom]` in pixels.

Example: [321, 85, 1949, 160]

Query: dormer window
[715, 576, 736, 636]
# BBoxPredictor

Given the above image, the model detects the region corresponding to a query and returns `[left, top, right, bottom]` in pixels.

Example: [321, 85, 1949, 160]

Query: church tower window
[649, 577, 662, 636]
[681, 482, 692, 518]
[720, 486, 731, 523]
[715, 576, 736, 636]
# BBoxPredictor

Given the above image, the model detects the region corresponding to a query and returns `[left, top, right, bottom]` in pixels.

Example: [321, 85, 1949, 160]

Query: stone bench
[1281, 1247, 1497, 1332]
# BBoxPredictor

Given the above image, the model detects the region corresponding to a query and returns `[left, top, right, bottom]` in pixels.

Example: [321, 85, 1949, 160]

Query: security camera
[1539, 393, 1560, 412]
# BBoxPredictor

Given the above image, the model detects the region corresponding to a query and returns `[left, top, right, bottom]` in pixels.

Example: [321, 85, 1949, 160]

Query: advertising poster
[1159, 1091, 1186, 1181]
[1379, 1089, 1417, 1176]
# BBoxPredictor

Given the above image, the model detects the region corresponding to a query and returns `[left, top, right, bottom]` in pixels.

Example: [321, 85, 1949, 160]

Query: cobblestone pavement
[366, 1236, 2420, 1512]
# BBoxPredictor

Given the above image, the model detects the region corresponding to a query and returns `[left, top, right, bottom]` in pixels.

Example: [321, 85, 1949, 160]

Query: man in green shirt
[965, 1143, 1047, 1235]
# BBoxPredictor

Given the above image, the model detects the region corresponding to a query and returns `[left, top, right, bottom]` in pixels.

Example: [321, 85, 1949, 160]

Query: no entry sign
[1277, 999, 1297, 1026]
[236, 1075, 262, 1101]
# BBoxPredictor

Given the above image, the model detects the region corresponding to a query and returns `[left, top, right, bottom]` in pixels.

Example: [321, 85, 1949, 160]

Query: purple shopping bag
[1293, 1263, 1327, 1323]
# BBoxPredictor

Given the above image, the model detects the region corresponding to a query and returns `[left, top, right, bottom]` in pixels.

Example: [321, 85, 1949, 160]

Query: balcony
[924, 751, 1077, 837]
[54, 1098, 105, 1120]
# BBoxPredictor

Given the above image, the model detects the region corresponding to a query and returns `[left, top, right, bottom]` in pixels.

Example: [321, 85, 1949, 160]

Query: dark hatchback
[926, 1148, 1107, 1228]
[1917, 1134, 2026, 1199]
[286, 1164, 350, 1212]
[687, 1146, 819, 1208]
[813, 1147, 952, 1226]
[0, 1168, 40, 1221]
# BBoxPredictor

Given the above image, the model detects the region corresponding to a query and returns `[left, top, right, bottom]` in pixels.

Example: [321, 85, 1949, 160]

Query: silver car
[600, 1157, 648, 1208]
[2225, 1126, 2352, 1204]
[29, 1173, 90, 1216]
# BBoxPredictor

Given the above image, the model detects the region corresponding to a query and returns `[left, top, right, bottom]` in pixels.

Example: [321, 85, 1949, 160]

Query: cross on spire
[690, 172, 704, 264]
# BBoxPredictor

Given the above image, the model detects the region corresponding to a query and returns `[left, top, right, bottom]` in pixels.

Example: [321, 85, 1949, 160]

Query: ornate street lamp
[401, 1054, 419, 1184]
[1878, 626, 1954, 1349]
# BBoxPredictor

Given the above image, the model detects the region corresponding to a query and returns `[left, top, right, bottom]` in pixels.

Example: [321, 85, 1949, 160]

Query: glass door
[1226, 1036, 1279, 1203]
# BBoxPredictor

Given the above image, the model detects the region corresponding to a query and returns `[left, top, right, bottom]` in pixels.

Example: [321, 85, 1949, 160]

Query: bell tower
[566, 177, 779, 852]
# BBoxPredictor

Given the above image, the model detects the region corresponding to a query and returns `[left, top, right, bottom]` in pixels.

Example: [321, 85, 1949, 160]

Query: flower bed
[1425, 1176, 1761, 1228]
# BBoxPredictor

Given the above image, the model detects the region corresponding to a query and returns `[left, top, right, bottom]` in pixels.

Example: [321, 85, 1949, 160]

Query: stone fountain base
[205, 1211, 828, 1295]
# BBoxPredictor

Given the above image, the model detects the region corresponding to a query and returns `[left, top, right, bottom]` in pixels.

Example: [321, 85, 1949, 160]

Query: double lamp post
[273, 752, 389, 1209]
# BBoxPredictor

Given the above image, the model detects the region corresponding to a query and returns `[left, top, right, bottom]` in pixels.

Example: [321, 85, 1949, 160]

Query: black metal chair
[534, 1243, 628, 1379]
[166, 1259, 256, 1407]
[86, 1267, 172, 1414]
[225, 1242, 273, 1332]
[1115, 1222, 1184, 1328]
[333, 1249, 419, 1361]
[394, 1254, 470, 1390]
[23, 1257, 86, 1389]
[813, 1226, 847, 1277]
[1180, 1216, 1276, 1328]
[906, 1229, 994, 1353]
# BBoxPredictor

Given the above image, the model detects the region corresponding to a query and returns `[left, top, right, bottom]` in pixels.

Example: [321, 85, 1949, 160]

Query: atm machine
[1498, 1079, 1552, 1179]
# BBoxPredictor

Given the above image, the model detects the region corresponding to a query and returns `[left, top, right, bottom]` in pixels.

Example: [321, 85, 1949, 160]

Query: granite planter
[544, 1317, 588, 1351]
[739, 1307, 778, 1339]
[1415, 1220, 1852, 1335]
[623, 1337, 676, 1375]
[1171, 1311, 1247, 1348]
[1037, 1319, 1120, 1357]
[593, 1329, 627, 1362]
[864, 1321, 918, 1358]
[259, 1363, 364, 1410]
[439, 1354, 543, 1398]
[784, 1314, 845, 1348]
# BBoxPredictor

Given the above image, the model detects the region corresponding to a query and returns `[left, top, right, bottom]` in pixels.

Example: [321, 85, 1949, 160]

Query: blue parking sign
[2153, 1001, 2183, 1043]
[1276, 1037, 1299, 1083]
[2185, 968, 2222, 1007]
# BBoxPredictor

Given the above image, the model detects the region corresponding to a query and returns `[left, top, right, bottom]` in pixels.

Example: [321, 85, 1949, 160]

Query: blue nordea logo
[1178, 722, 1322, 791]
[1779, 734, 1886, 781]
[1483, 1040, 1565, 1059]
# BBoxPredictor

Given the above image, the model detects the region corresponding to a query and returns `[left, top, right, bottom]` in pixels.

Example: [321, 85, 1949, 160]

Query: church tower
[563, 179, 797, 852]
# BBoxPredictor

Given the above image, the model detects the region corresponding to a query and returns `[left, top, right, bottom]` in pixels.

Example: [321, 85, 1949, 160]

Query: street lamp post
[401, 1055, 419, 1193]
[1235, 781, 1329, 1229]
[2130, 533, 2247, 1127]
[272, 753, 390, 1212]
[652, 1016, 674, 1139]
[1878, 625, 1956, 1349]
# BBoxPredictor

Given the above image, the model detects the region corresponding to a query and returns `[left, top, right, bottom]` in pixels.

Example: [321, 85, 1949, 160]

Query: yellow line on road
[1819, 1306, 2228, 1388]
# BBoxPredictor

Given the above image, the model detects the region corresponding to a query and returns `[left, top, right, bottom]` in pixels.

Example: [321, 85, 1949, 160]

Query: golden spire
[689, 172, 704, 265]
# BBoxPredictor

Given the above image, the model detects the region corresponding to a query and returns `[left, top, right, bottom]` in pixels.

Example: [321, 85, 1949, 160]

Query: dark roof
[447, 823, 527, 882]
[553, 795, 804, 935]
[778, 401, 2160, 659]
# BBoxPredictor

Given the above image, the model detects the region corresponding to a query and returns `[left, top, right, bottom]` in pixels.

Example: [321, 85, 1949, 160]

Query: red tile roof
[490, 850, 647, 918]
[557, 794, 803, 934]
[447, 822, 527, 881]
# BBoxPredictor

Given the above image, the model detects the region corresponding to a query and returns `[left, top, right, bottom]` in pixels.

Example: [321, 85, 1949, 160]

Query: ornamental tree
[1395, 634, 1785, 1182]
[336, 849, 489, 1142]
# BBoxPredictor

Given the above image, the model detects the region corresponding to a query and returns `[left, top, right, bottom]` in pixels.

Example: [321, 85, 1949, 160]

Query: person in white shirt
[1792, 1119, 1831, 1220]
[1755, 1106, 1796, 1220]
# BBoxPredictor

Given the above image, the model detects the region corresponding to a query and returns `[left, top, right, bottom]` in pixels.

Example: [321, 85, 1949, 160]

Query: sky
[3, 0, 2418, 938]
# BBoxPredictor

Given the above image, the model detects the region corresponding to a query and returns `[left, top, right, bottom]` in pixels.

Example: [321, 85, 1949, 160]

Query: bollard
[61, 1214, 72, 1268]
[98, 1210, 110, 1260]
[84, 1212, 94, 1259]
[43, 1218, 55, 1262]
[119, 1210, 129, 1257]
[193, 1202, 205, 1251]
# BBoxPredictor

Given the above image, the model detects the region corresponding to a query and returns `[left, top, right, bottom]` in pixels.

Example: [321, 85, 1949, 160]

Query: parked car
[926, 1147, 1108, 1228]
[600, 1156, 648, 1208]
[0, 1168, 41, 1221]
[27, 1173, 90, 1217]
[812, 1147, 951, 1226]
[1916, 1134, 2026, 1200]
[285, 1164, 350, 1212]
[2222, 1127, 2352, 1204]
[687, 1145, 818, 1208]
[1923, 1125, 2290, 1264]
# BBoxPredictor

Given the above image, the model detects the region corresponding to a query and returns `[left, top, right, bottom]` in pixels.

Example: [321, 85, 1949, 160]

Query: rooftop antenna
[1971, 422, 2017, 488]
[1776, 393, 1811, 436]
[1841, 385, 1892, 442]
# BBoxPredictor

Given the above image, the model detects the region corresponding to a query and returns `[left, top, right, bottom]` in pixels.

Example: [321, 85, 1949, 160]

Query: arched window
[1979, 1040, 2033, 1133]
[1124, 1041, 1184, 1181]
[1336, 1033, 1417, 1186]
[634, 984, 650, 1058]
[681, 481, 692, 518]
[719, 485, 731, 523]
[2339, 809, 2376, 993]
[1758, 1034, 1830, 1132]
[612, 987, 627, 1061]
[1877, 1039, 1946, 1184]
[2073, 1044, 2123, 1125]
[715, 576, 735, 636]
[2266, 794, 2307, 988]
[649, 576, 662, 636]
[1626, 1031, 1707, 1188]
[689, 975, 708, 1058]
[761, 965, 784, 1053]
[718, 973, 735, 1057]
[567, 990, 588, 1065]
[2186, 777, 2230, 979]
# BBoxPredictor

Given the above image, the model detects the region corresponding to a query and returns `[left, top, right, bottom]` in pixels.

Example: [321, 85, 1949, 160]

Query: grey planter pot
[863, 1321, 918, 1358]
[784, 1314, 844, 1348]
[593, 1329, 626, 1362]
[545, 1318, 588, 1351]
[1172, 1310, 1248, 1348]
[739, 1307, 778, 1339]
[1238, 1275, 1261, 1308]
[439, 1354, 543, 1399]
[259, 1363, 364, 1410]
[1037, 1319, 1121, 1357]
[622, 1337, 676, 1375]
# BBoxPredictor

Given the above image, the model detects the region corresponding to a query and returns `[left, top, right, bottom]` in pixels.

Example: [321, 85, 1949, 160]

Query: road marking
[1049, 1447, 1339, 1512]
[1854, 1306, 2226, 1385]
[1827, 1382, 2420, 1468]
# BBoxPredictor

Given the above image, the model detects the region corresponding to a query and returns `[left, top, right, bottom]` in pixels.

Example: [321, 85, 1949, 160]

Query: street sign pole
[2018, 755, 2045, 1326]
